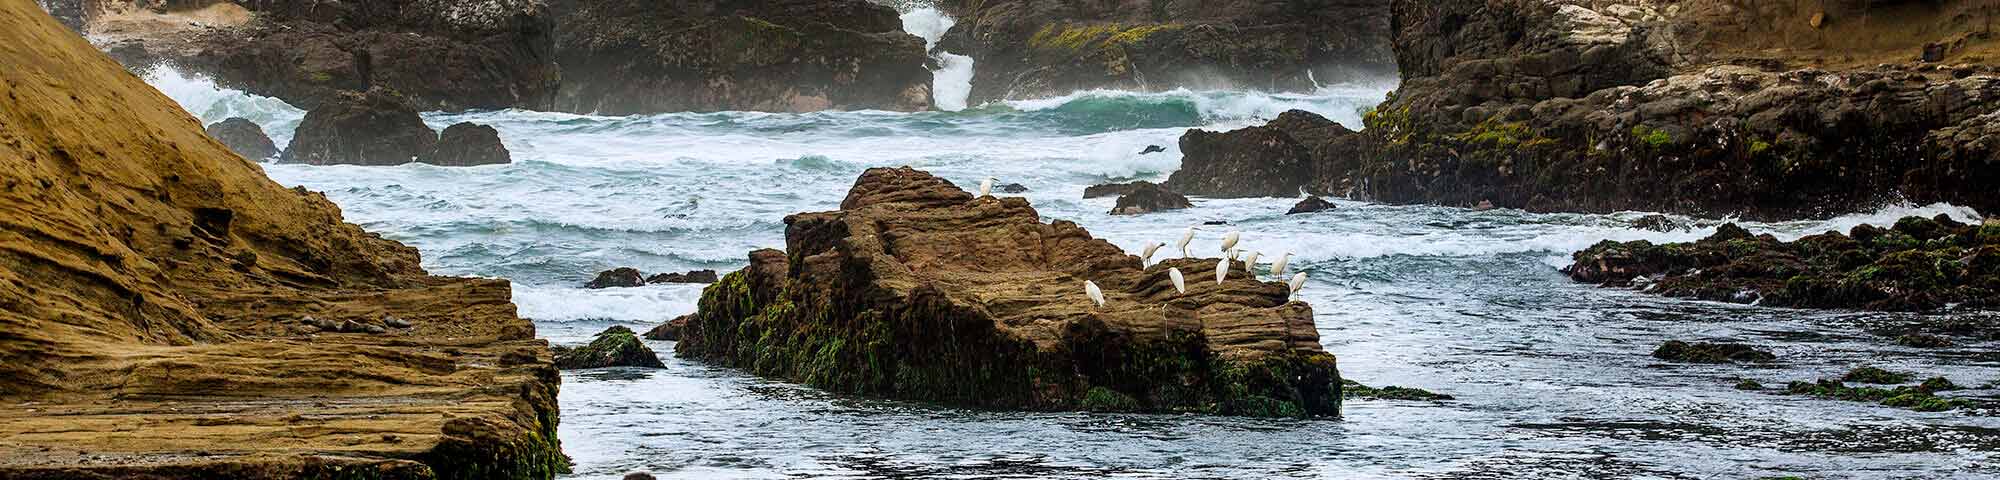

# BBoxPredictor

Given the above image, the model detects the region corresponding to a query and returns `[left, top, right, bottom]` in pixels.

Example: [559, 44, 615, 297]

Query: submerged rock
[1894, 333, 1954, 348]
[1784, 376, 1976, 412]
[1566, 216, 2000, 312]
[281, 88, 437, 166]
[204, 117, 278, 160]
[676, 167, 1343, 417]
[1286, 197, 1336, 215]
[647, 270, 720, 284]
[998, 183, 1031, 194]
[1109, 181, 1192, 215]
[419, 122, 511, 166]
[1651, 340, 1776, 364]
[1631, 215, 1690, 232]
[1342, 380, 1454, 401]
[1842, 366, 1910, 385]
[555, 326, 665, 369]
[586, 267, 646, 289]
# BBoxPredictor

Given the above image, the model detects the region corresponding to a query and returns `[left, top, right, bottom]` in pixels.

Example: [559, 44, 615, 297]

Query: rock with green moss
[676, 167, 1343, 417]
[1342, 380, 1454, 401]
[555, 326, 665, 369]
[1565, 216, 2000, 312]
[1652, 340, 1776, 363]
[1842, 366, 1910, 385]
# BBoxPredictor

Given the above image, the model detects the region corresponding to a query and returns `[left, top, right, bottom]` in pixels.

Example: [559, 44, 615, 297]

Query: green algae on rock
[554, 326, 665, 369]
[1652, 340, 1777, 364]
[675, 167, 1343, 417]
[1565, 216, 2000, 312]
[1342, 380, 1455, 401]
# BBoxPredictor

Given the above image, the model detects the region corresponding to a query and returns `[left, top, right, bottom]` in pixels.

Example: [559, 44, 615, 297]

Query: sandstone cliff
[676, 167, 1342, 417]
[0, 2, 563, 478]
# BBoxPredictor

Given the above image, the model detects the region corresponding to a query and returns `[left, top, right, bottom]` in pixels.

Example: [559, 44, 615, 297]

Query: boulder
[646, 269, 719, 284]
[1286, 197, 1335, 215]
[643, 315, 689, 341]
[419, 122, 511, 166]
[1109, 181, 1192, 215]
[1083, 181, 1144, 199]
[675, 167, 1342, 417]
[585, 267, 645, 289]
[554, 326, 665, 369]
[997, 183, 1030, 194]
[1651, 340, 1776, 363]
[280, 88, 438, 166]
[203, 117, 278, 160]
[549, 0, 932, 114]
[1162, 123, 1314, 198]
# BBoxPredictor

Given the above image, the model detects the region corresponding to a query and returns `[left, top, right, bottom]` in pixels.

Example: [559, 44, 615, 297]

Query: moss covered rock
[676, 167, 1343, 417]
[1652, 340, 1776, 364]
[555, 326, 665, 369]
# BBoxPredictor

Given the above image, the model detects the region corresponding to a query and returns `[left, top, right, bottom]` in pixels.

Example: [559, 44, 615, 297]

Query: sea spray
[898, 6, 975, 111]
[142, 66, 306, 146]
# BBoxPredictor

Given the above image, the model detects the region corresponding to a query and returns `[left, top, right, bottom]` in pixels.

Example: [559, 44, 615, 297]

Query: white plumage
[1084, 280, 1105, 307]
[977, 177, 995, 197]
[1139, 242, 1164, 267]
[1219, 231, 1240, 252]
[1288, 272, 1307, 294]
[1177, 226, 1196, 257]
[1215, 257, 1229, 285]
[1241, 251, 1261, 276]
[1168, 267, 1186, 293]
[1271, 252, 1292, 279]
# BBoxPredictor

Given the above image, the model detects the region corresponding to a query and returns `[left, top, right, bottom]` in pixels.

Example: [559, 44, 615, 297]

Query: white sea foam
[142, 66, 306, 146]
[513, 283, 702, 323]
[899, 6, 975, 112]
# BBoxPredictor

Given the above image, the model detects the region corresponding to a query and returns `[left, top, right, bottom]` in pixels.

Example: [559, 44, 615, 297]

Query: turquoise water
[145, 63, 2000, 479]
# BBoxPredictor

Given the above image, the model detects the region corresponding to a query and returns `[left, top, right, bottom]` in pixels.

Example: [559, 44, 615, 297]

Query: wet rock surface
[1565, 216, 2000, 312]
[0, 5, 563, 476]
[1651, 340, 1776, 364]
[554, 326, 665, 369]
[646, 269, 719, 284]
[643, 316, 689, 341]
[1109, 181, 1191, 215]
[280, 88, 437, 166]
[203, 117, 277, 160]
[675, 167, 1342, 417]
[1286, 196, 1335, 215]
[1083, 181, 1144, 199]
[585, 267, 645, 289]
[420, 122, 511, 166]
[549, 0, 931, 114]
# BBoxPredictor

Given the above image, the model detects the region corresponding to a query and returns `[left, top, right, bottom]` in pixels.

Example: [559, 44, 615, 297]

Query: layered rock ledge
[675, 167, 1341, 417]
[0, 4, 562, 478]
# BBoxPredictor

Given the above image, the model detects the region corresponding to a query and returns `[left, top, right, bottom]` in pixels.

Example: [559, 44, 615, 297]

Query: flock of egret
[1083, 227, 1309, 308]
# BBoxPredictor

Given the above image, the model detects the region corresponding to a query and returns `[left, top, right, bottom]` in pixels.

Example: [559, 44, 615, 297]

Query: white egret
[1168, 267, 1186, 293]
[1219, 231, 1241, 252]
[1288, 272, 1307, 294]
[1176, 226, 1197, 257]
[1084, 280, 1106, 307]
[1271, 252, 1292, 279]
[977, 177, 996, 197]
[1215, 258, 1229, 285]
[1139, 242, 1164, 267]
[1242, 251, 1261, 275]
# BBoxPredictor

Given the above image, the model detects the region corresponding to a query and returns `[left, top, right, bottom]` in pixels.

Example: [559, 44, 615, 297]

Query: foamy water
[143, 62, 2000, 479]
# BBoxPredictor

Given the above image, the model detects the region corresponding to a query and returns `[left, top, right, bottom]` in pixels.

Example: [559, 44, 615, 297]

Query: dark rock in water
[1631, 214, 1688, 232]
[1203, 220, 1230, 226]
[1109, 182, 1192, 215]
[1566, 217, 2000, 312]
[1342, 380, 1453, 401]
[1842, 366, 1910, 385]
[1163, 111, 1325, 198]
[1138, 145, 1166, 155]
[281, 88, 437, 166]
[1651, 340, 1775, 363]
[676, 167, 1343, 417]
[1083, 182, 1144, 199]
[1734, 379, 1763, 390]
[624, 473, 658, 480]
[1286, 197, 1336, 215]
[555, 326, 665, 369]
[586, 267, 646, 289]
[551, 0, 931, 114]
[204, 118, 279, 160]
[1785, 375, 1979, 412]
[646, 270, 719, 284]
[998, 183, 1030, 194]
[1895, 333, 1953, 348]
[419, 123, 511, 166]
[643, 315, 689, 341]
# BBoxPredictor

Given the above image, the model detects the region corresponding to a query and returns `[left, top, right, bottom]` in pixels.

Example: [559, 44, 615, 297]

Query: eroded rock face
[421, 122, 512, 166]
[1109, 181, 1191, 215]
[554, 326, 664, 369]
[1166, 110, 1358, 198]
[81, 0, 560, 111]
[203, 117, 277, 160]
[0, 4, 562, 476]
[281, 88, 437, 166]
[934, 0, 1395, 103]
[677, 167, 1341, 416]
[1565, 216, 2000, 312]
[549, 0, 931, 114]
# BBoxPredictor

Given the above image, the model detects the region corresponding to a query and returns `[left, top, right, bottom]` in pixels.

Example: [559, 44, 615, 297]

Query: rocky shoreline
[675, 167, 1343, 417]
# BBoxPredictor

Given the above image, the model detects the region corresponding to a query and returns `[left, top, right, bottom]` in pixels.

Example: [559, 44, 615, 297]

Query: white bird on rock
[1215, 257, 1230, 285]
[1219, 231, 1241, 252]
[1084, 280, 1105, 307]
[1270, 252, 1292, 279]
[1177, 226, 1197, 257]
[977, 177, 996, 197]
[1241, 251, 1261, 275]
[1288, 272, 1307, 295]
[1168, 267, 1186, 293]
[1139, 242, 1164, 267]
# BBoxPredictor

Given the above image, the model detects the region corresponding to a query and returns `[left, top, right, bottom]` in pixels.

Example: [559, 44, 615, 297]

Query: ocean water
[141, 57, 2000, 479]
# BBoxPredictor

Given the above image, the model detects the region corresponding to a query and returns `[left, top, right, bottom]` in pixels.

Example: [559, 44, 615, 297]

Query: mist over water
[146, 65, 1999, 479]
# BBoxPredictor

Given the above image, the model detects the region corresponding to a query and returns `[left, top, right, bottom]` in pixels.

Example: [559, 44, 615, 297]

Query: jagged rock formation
[1566, 216, 2000, 312]
[552, 326, 664, 369]
[421, 122, 512, 166]
[1174, 0, 2000, 219]
[585, 267, 644, 289]
[646, 269, 718, 284]
[935, 0, 1394, 103]
[204, 116, 278, 160]
[675, 167, 1341, 417]
[0, 3, 562, 477]
[1108, 181, 1192, 215]
[549, 0, 932, 114]
[281, 88, 438, 166]
[70, 0, 560, 111]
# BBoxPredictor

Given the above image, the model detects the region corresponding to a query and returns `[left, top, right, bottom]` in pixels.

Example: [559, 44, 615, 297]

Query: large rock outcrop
[70, 0, 560, 111]
[420, 122, 513, 166]
[204, 116, 278, 160]
[1177, 0, 2000, 219]
[0, 3, 563, 477]
[676, 167, 1341, 417]
[549, 0, 932, 114]
[935, 0, 1395, 103]
[280, 88, 438, 166]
